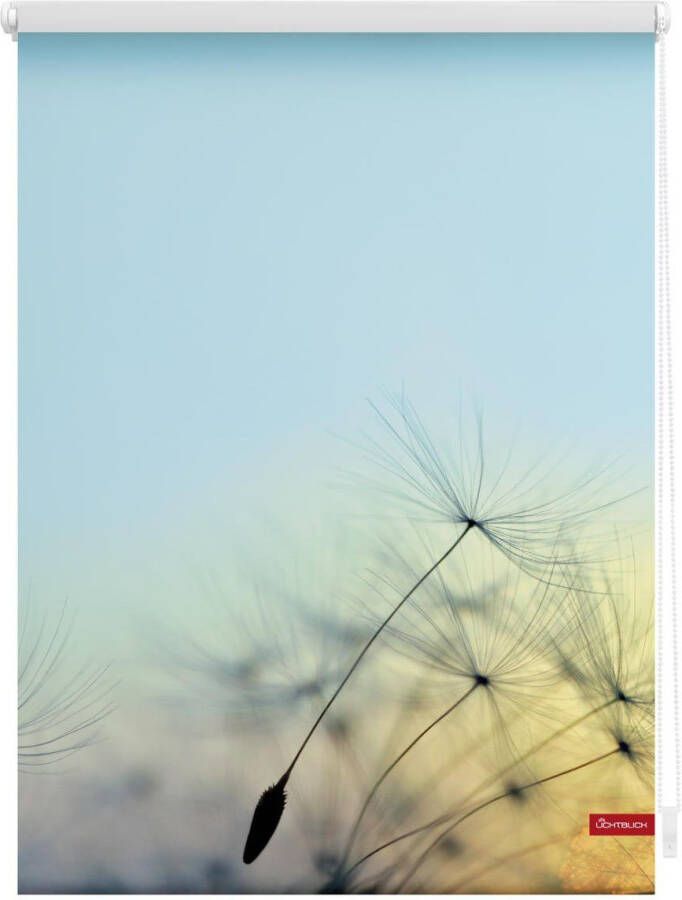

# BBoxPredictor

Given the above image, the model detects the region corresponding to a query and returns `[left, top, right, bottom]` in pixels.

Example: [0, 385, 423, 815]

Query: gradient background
[18, 33, 654, 892]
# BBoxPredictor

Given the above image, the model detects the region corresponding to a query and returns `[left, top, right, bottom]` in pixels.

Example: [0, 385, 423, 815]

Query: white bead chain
[655, 4, 680, 857]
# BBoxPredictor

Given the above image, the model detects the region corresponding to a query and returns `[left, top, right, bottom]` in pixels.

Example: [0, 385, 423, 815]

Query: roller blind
[13, 2, 673, 894]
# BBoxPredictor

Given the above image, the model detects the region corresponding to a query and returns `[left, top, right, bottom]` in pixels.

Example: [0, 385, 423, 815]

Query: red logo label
[589, 814, 655, 836]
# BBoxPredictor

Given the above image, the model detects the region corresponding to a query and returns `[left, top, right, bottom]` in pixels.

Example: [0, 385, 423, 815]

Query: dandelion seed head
[437, 836, 464, 858]
[504, 781, 526, 803]
[18, 601, 116, 771]
[377, 547, 577, 715]
[358, 393, 637, 580]
[554, 569, 654, 725]
[158, 560, 369, 732]
[603, 714, 655, 788]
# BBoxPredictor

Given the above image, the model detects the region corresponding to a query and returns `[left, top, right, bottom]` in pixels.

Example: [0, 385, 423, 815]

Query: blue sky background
[18, 32, 654, 892]
[20, 35, 653, 580]
[18, 31, 656, 652]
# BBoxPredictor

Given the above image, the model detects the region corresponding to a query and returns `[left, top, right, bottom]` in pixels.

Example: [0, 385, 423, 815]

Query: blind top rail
[0, 2, 671, 38]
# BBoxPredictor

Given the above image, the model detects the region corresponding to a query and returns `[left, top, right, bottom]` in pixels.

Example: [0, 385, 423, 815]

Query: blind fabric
[18, 25, 656, 895]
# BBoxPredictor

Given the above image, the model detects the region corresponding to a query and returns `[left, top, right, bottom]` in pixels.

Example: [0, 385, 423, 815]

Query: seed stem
[340, 681, 479, 867]
[392, 746, 619, 891]
[283, 521, 475, 778]
[343, 698, 617, 879]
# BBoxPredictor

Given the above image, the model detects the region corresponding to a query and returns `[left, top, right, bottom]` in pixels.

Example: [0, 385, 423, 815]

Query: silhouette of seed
[243, 773, 289, 864]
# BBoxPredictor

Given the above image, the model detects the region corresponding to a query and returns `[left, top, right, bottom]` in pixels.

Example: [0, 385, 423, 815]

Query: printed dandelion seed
[359, 394, 636, 578]
[18, 602, 116, 771]
[361, 558, 654, 853]
[243, 773, 289, 864]
[287, 711, 373, 890]
[391, 722, 652, 892]
[555, 568, 654, 723]
[342, 711, 654, 891]
[376, 549, 578, 701]
[337, 550, 577, 870]
[336, 566, 655, 888]
[243, 397, 636, 864]
[158, 568, 365, 731]
[227, 551, 653, 891]
[243, 520, 474, 863]
[337, 681, 480, 872]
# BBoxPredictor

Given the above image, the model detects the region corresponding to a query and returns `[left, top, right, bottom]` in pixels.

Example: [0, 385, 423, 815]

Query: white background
[0, 1, 680, 897]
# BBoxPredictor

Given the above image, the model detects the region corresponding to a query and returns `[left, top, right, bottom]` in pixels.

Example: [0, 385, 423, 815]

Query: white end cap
[1, 2, 17, 41]
[662, 806, 678, 858]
